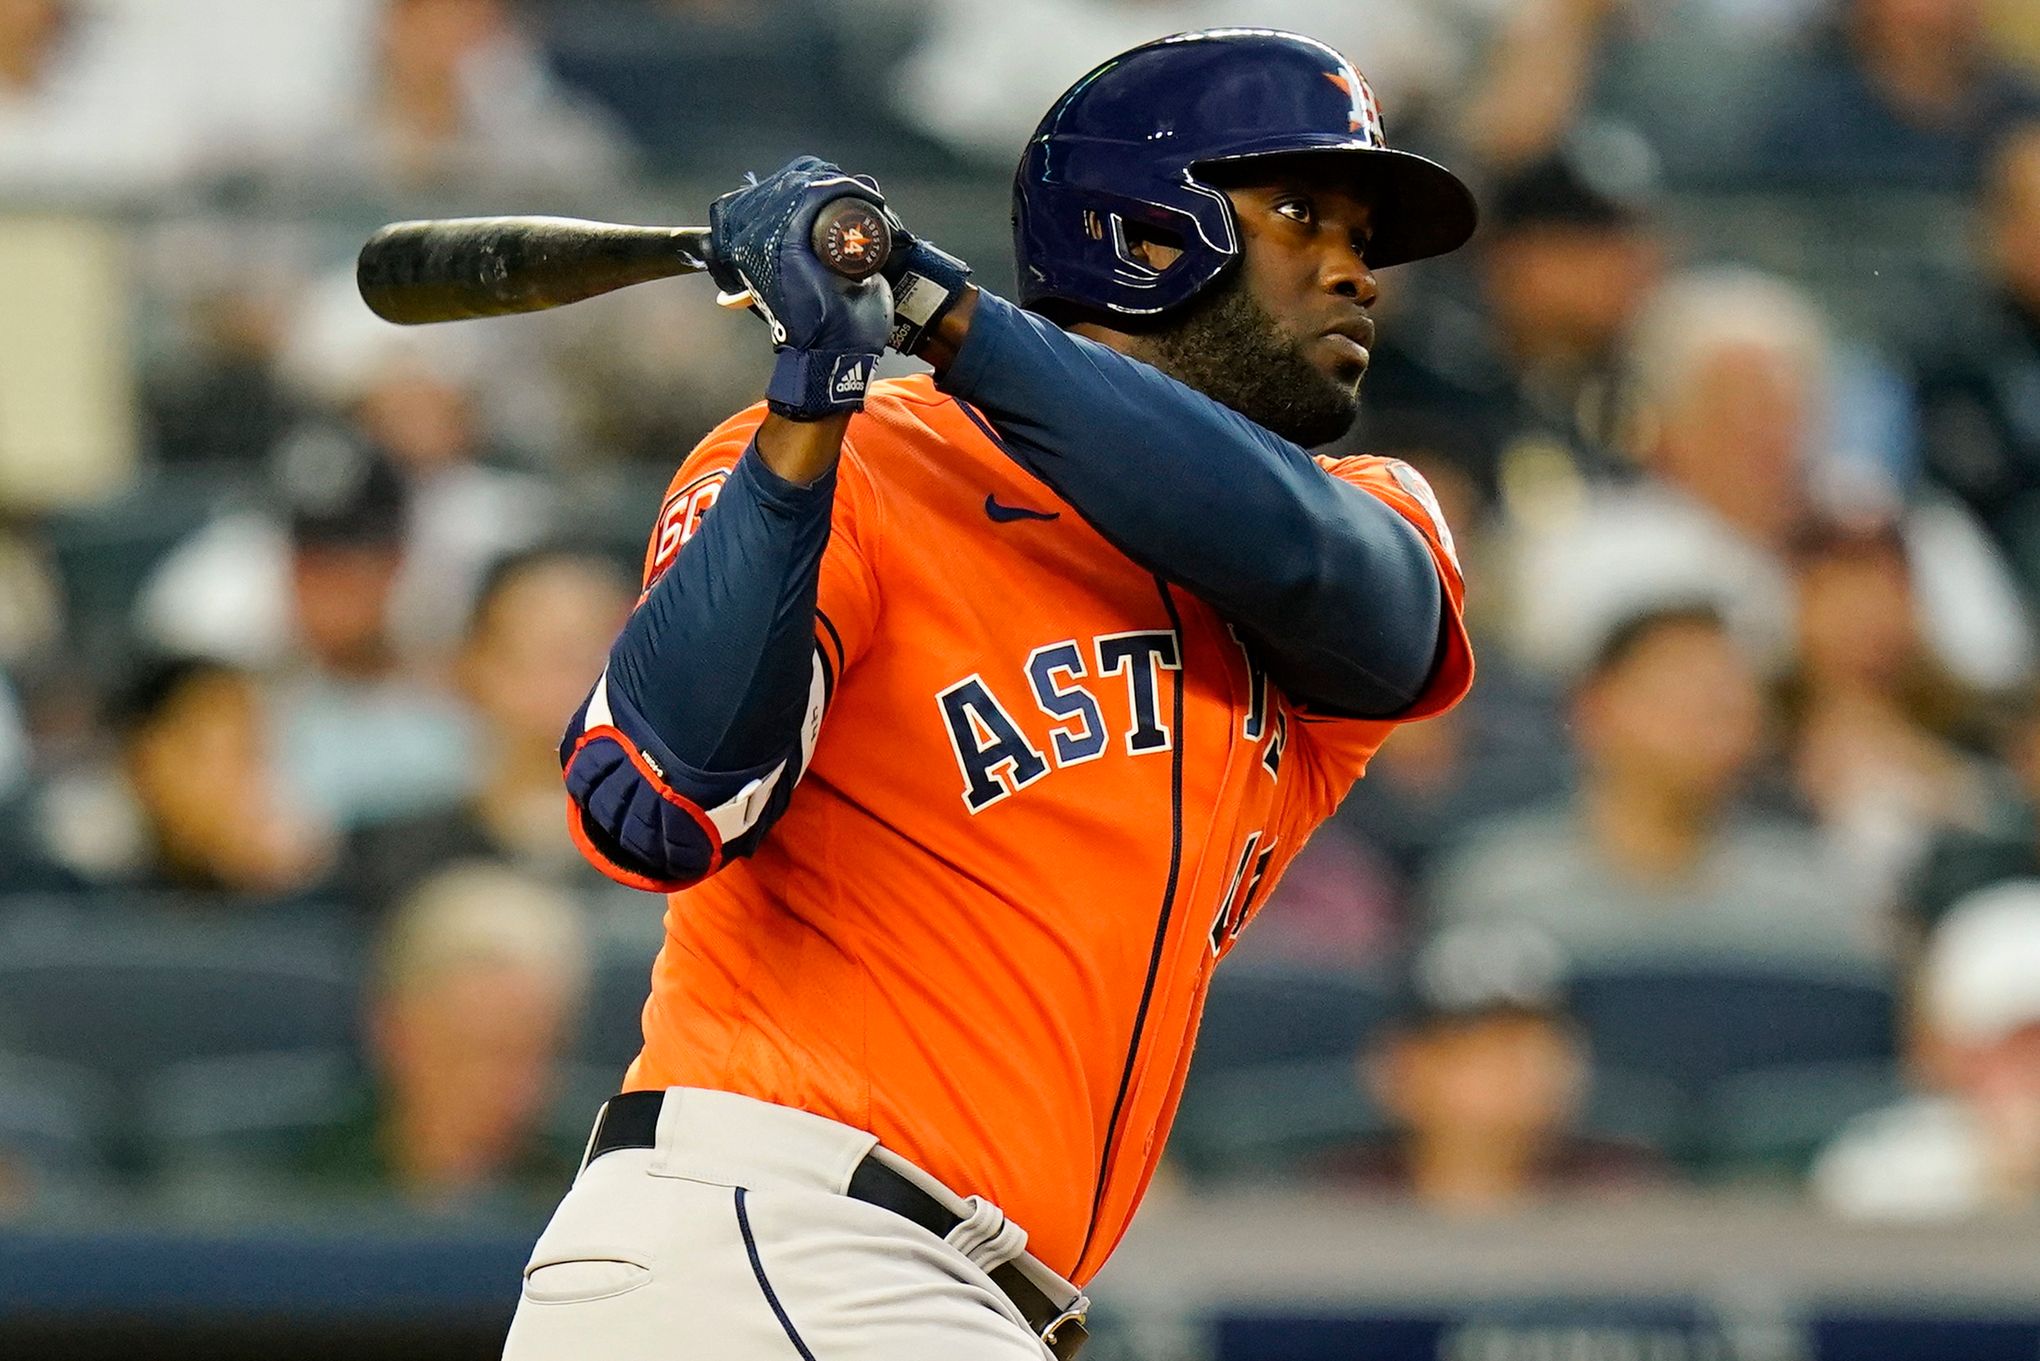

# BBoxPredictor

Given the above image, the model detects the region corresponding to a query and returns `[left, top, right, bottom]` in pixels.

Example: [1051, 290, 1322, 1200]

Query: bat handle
[810, 196, 891, 280]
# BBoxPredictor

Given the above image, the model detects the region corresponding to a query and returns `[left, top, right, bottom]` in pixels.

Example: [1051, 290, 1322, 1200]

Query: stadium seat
[1703, 1059, 1904, 1179]
[0, 1054, 115, 1177]
[582, 950, 656, 1069]
[143, 1050, 365, 1175]
[1189, 963, 1394, 1074]
[1580, 1067, 1691, 1159]
[1170, 965, 1394, 1183]
[0, 911, 361, 1097]
[1169, 1055, 1385, 1183]
[1567, 957, 1898, 1095]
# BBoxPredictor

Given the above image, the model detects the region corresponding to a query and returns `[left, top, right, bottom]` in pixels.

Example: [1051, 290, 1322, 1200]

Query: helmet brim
[1192, 143, 1479, 269]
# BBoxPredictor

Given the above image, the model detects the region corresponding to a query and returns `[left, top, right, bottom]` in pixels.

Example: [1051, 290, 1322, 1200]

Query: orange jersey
[614, 374, 1471, 1282]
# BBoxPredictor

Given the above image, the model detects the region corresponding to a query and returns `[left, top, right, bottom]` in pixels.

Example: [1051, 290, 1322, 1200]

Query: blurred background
[0, 0, 2037, 1357]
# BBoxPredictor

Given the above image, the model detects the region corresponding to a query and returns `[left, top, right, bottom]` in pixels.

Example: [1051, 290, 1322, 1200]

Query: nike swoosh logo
[984, 494, 1060, 524]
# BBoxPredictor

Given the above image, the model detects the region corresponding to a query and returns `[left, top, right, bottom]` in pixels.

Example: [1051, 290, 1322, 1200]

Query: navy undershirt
[940, 291, 1444, 716]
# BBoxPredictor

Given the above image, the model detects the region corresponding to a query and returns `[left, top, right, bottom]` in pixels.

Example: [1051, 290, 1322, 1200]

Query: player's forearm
[913, 284, 981, 373]
[756, 409, 853, 486]
[935, 290, 1441, 714]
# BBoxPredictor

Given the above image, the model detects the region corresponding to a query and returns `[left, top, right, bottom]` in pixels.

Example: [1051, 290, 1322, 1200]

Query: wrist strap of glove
[886, 240, 973, 356]
[766, 348, 879, 421]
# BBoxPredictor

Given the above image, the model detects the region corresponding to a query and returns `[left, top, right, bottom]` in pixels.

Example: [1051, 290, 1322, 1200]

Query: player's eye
[1274, 197, 1314, 225]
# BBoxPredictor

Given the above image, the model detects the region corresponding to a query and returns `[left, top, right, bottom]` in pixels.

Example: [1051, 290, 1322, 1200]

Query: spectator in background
[1427, 605, 1879, 964]
[277, 270, 560, 653]
[292, 863, 590, 1210]
[28, 657, 334, 901]
[1505, 267, 2033, 691]
[1909, 681, 2040, 931]
[254, 0, 630, 197]
[346, 547, 633, 918]
[0, 0, 203, 198]
[1319, 925, 1665, 1210]
[1360, 129, 1664, 511]
[1995, 0, 2040, 76]
[889, 0, 1480, 168]
[1231, 434, 1574, 968]
[1758, 0, 2040, 192]
[1782, 519, 1998, 910]
[140, 276, 558, 669]
[1817, 881, 2040, 1217]
[266, 434, 475, 829]
[1917, 123, 2040, 598]
[139, 430, 473, 829]
[138, 218, 320, 470]
[1457, 0, 1793, 185]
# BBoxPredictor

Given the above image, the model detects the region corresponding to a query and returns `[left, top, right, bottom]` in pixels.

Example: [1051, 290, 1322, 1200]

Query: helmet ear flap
[1016, 172, 1237, 324]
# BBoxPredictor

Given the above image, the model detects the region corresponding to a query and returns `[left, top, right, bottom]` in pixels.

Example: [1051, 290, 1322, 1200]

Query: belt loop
[943, 1194, 1029, 1275]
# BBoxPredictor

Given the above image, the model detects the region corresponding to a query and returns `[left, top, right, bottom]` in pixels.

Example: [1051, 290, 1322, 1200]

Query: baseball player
[504, 29, 1476, 1361]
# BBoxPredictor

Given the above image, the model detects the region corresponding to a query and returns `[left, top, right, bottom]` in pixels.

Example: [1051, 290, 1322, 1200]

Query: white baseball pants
[500, 1087, 1083, 1360]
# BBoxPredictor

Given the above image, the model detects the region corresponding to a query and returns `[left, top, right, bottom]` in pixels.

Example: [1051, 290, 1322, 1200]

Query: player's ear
[1122, 221, 1184, 272]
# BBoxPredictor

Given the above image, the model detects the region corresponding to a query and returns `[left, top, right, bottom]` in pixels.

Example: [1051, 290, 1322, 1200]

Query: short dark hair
[1579, 602, 1728, 690]
[1489, 125, 1660, 236]
[270, 425, 408, 550]
[465, 544, 632, 639]
[109, 655, 250, 741]
[1787, 515, 1908, 569]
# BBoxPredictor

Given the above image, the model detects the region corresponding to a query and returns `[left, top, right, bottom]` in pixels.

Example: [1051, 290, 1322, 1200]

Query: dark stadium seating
[1168, 1055, 1385, 1182]
[0, 905, 360, 1100]
[143, 1049, 364, 1176]
[1568, 957, 1898, 1093]
[1169, 965, 1395, 1181]
[1189, 963, 1395, 1074]
[1702, 1059, 1905, 1178]
[581, 949, 656, 1070]
[1566, 957, 1900, 1171]
[0, 1055, 115, 1180]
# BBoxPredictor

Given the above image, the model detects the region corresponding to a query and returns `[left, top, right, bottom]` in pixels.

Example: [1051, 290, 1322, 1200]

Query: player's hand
[874, 206, 974, 357]
[708, 155, 894, 420]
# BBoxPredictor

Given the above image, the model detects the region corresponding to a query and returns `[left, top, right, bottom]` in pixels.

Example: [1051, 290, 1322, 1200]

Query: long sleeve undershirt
[939, 291, 1444, 716]
[605, 441, 834, 777]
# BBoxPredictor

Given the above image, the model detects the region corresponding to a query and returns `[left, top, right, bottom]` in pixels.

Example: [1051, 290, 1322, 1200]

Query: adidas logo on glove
[831, 356, 873, 398]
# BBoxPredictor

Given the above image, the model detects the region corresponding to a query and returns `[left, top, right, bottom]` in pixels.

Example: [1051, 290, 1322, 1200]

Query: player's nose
[1320, 238, 1379, 308]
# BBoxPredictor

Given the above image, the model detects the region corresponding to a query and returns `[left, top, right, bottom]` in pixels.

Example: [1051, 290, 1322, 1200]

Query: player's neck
[1070, 320, 1199, 394]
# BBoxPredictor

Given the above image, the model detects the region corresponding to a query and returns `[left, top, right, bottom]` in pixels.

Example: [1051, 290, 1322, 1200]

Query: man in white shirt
[1816, 881, 2040, 1217]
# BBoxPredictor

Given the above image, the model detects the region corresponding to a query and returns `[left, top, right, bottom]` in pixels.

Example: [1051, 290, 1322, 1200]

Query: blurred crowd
[2, 0, 2040, 1232]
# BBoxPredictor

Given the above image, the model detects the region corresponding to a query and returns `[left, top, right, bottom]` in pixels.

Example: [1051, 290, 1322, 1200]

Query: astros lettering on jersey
[577, 375, 1472, 1285]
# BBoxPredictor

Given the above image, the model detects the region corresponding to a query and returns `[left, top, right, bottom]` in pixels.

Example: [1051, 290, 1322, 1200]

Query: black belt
[587, 1092, 1088, 1359]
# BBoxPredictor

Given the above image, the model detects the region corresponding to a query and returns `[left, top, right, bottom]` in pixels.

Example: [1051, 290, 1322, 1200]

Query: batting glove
[708, 156, 894, 421]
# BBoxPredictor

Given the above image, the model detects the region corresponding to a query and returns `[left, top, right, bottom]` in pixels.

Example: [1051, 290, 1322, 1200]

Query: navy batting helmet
[1014, 29, 1478, 326]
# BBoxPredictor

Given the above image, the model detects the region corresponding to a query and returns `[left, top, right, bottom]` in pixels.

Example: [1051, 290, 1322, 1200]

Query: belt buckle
[1041, 1304, 1089, 1360]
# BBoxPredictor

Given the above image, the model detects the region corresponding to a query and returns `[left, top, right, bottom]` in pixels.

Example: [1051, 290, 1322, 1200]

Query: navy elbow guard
[560, 671, 796, 892]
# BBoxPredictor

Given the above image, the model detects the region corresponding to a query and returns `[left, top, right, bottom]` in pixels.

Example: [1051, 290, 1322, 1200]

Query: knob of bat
[811, 197, 891, 281]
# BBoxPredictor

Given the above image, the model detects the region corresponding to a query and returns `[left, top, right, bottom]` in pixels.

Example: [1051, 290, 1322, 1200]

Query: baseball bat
[356, 197, 891, 325]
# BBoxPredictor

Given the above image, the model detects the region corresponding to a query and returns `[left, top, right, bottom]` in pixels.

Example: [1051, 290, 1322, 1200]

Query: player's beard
[1141, 267, 1362, 448]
